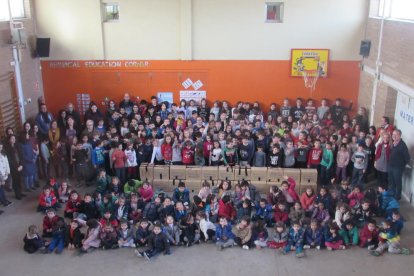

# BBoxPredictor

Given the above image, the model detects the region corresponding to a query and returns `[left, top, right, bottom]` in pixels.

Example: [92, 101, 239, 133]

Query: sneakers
[316, 246, 321, 250]
[339, 245, 346, 250]
[143, 252, 151, 261]
[303, 245, 310, 249]
[367, 245, 376, 251]
[242, 245, 249, 250]
[371, 251, 381, 257]
[401, 248, 410, 255]
[327, 247, 333, 251]
[130, 244, 136, 248]
[296, 252, 305, 258]
[134, 249, 143, 258]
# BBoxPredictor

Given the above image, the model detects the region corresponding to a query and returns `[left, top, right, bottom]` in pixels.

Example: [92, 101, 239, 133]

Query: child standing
[336, 144, 350, 182]
[320, 142, 334, 186]
[135, 223, 171, 261]
[351, 143, 368, 188]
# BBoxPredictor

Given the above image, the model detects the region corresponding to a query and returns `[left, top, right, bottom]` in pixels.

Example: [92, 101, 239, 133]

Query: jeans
[216, 238, 235, 248]
[284, 242, 303, 254]
[351, 168, 364, 187]
[336, 166, 347, 181]
[24, 175, 34, 189]
[115, 168, 126, 184]
[388, 167, 404, 200]
[320, 165, 331, 186]
[48, 237, 64, 253]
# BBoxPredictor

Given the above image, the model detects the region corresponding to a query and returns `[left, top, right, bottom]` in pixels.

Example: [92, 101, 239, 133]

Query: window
[103, 3, 119, 22]
[370, 0, 414, 21]
[265, 2, 284, 23]
[0, 0, 26, 21]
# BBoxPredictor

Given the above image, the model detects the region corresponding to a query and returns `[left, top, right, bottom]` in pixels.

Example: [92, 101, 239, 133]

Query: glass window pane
[10, 0, 25, 18]
[391, 0, 414, 20]
[0, 0, 10, 21]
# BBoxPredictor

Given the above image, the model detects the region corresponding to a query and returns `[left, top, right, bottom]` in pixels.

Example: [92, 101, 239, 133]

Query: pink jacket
[285, 177, 299, 202]
[139, 186, 154, 203]
[336, 150, 350, 168]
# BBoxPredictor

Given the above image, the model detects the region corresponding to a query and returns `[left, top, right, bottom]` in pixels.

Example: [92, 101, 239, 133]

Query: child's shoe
[134, 249, 143, 258]
[401, 248, 410, 255]
[316, 246, 321, 250]
[143, 252, 151, 261]
[242, 245, 249, 250]
[367, 245, 376, 251]
[296, 252, 305, 258]
[303, 245, 310, 249]
[339, 245, 346, 250]
[371, 251, 381, 257]
[130, 244, 136, 248]
[326, 247, 333, 251]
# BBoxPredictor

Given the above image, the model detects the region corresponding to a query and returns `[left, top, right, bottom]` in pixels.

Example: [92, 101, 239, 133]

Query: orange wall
[41, 60, 360, 116]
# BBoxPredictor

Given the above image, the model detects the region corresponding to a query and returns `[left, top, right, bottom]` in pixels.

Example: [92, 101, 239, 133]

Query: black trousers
[234, 237, 252, 247]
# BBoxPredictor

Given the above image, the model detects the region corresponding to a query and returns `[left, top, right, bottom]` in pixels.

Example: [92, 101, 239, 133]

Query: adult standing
[374, 132, 391, 186]
[5, 135, 24, 200]
[35, 103, 53, 139]
[388, 129, 410, 200]
[0, 142, 12, 212]
[66, 103, 82, 130]
[119, 93, 135, 116]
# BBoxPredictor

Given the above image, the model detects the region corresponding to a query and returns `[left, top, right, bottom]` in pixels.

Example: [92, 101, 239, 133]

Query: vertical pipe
[13, 45, 26, 123]
[369, 1, 386, 125]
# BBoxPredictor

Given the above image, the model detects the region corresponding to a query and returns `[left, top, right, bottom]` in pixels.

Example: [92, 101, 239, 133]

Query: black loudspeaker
[360, 40, 371, 57]
[36, 37, 50, 57]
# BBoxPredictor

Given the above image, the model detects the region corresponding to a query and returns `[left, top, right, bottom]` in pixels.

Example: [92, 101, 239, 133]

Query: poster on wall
[291, 49, 329, 77]
[157, 92, 174, 107]
[76, 93, 90, 115]
[180, 91, 206, 105]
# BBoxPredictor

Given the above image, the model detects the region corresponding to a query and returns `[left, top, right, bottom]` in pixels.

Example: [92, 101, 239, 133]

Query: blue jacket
[172, 188, 190, 205]
[379, 191, 399, 212]
[215, 223, 235, 241]
[255, 204, 273, 220]
[19, 142, 36, 177]
[287, 227, 305, 247]
[135, 226, 151, 242]
[92, 147, 105, 166]
[305, 227, 324, 246]
[35, 112, 53, 135]
[324, 228, 342, 243]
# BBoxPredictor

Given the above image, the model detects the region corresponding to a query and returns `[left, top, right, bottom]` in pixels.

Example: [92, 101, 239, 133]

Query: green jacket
[320, 148, 333, 169]
[339, 226, 359, 245]
[96, 175, 111, 195]
[124, 179, 143, 195]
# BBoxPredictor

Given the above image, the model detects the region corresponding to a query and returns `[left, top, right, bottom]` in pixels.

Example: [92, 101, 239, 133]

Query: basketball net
[302, 70, 319, 92]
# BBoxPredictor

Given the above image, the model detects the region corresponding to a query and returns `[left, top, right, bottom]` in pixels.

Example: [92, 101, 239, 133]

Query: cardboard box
[267, 168, 284, 183]
[170, 165, 186, 180]
[251, 181, 269, 194]
[153, 165, 170, 180]
[186, 166, 202, 180]
[219, 166, 235, 181]
[185, 180, 203, 193]
[152, 179, 173, 193]
[300, 169, 318, 186]
[282, 168, 301, 185]
[234, 166, 251, 181]
[201, 166, 219, 181]
[250, 167, 268, 182]
[139, 163, 154, 181]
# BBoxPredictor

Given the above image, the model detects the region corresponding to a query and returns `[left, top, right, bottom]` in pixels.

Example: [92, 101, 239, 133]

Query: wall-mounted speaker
[360, 40, 371, 57]
[35, 37, 50, 58]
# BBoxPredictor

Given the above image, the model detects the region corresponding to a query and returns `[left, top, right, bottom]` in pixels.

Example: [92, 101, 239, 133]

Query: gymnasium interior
[0, 0, 413, 275]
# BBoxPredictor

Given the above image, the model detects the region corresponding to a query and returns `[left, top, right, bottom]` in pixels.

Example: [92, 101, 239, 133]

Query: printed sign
[76, 93, 90, 115]
[157, 92, 174, 105]
[182, 78, 193, 89]
[291, 49, 329, 77]
[180, 91, 206, 105]
[192, 80, 204, 90]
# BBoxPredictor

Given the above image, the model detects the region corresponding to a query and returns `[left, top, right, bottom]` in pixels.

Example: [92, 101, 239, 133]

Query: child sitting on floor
[324, 222, 346, 251]
[37, 186, 58, 213]
[253, 220, 268, 250]
[378, 184, 399, 218]
[100, 223, 118, 250]
[215, 217, 235, 251]
[163, 216, 181, 246]
[135, 222, 171, 261]
[282, 221, 305, 258]
[304, 219, 323, 250]
[65, 219, 83, 250]
[47, 217, 66, 254]
[42, 208, 61, 238]
[197, 212, 216, 242]
[371, 220, 410, 256]
[267, 222, 288, 250]
[232, 216, 252, 250]
[135, 219, 151, 247]
[312, 202, 330, 227]
[388, 210, 404, 235]
[117, 220, 135, 248]
[339, 219, 359, 247]
[274, 202, 289, 225]
[23, 225, 46, 254]
[359, 219, 379, 250]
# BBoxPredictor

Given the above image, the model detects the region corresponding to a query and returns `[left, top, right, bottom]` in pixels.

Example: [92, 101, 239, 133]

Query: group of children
[24, 173, 410, 260]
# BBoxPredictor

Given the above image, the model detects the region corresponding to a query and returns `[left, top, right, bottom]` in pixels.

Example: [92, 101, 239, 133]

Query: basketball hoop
[302, 69, 320, 92]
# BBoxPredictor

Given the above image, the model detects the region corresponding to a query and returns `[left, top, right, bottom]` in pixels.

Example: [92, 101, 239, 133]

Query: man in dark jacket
[388, 129, 410, 200]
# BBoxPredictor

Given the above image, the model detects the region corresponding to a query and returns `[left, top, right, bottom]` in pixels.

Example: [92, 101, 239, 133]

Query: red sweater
[139, 186, 154, 202]
[65, 199, 81, 213]
[112, 149, 126, 168]
[375, 142, 391, 161]
[203, 141, 213, 158]
[38, 191, 57, 207]
[218, 199, 236, 220]
[359, 224, 379, 247]
[307, 148, 323, 166]
[300, 192, 316, 211]
[43, 215, 60, 231]
[182, 147, 194, 165]
[274, 207, 289, 223]
[161, 143, 173, 161]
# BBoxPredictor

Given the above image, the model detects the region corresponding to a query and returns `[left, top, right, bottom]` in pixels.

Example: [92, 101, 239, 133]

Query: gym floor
[0, 186, 413, 276]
